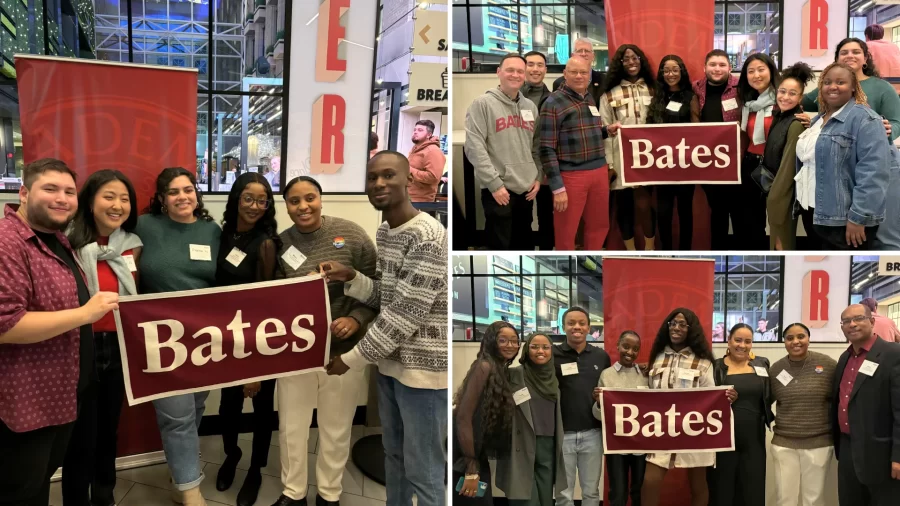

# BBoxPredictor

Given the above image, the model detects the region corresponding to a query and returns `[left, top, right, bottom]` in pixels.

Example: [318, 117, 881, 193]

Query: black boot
[316, 494, 340, 506]
[216, 446, 242, 491]
[271, 495, 305, 506]
[237, 468, 263, 506]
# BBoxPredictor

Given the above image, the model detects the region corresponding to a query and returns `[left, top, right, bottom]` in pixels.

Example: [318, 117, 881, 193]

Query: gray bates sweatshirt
[464, 87, 541, 194]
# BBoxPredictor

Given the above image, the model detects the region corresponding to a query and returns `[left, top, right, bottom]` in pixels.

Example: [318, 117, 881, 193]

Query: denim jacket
[797, 103, 892, 227]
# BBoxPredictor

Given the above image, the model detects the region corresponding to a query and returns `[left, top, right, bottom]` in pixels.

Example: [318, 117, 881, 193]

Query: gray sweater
[592, 363, 650, 421]
[464, 87, 541, 194]
[769, 350, 837, 449]
[278, 216, 378, 358]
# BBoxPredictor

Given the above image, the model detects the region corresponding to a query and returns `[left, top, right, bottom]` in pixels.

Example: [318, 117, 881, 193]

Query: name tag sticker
[281, 246, 308, 271]
[122, 254, 137, 272]
[521, 109, 535, 122]
[561, 363, 579, 376]
[722, 98, 739, 111]
[677, 369, 697, 381]
[776, 369, 793, 387]
[588, 105, 601, 117]
[513, 387, 532, 405]
[666, 101, 682, 112]
[642, 96, 652, 106]
[754, 366, 769, 378]
[189, 244, 212, 261]
[226, 247, 247, 268]
[860, 360, 879, 376]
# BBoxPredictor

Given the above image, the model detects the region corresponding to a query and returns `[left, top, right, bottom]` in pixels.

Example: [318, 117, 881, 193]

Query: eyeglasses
[840, 315, 870, 326]
[574, 48, 593, 55]
[668, 320, 690, 330]
[529, 344, 552, 351]
[777, 88, 801, 97]
[567, 70, 590, 77]
[622, 56, 641, 64]
[240, 195, 271, 209]
[498, 338, 520, 347]
[663, 68, 681, 75]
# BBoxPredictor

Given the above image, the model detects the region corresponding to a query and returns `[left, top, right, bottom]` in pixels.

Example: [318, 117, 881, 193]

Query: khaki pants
[277, 368, 364, 501]
[771, 444, 833, 506]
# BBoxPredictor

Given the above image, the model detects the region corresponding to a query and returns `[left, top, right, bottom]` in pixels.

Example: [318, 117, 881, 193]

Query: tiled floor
[49, 426, 389, 506]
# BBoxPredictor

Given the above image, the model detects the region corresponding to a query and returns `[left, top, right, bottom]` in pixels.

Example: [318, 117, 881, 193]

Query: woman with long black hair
[641, 308, 736, 506]
[600, 44, 658, 250]
[647, 55, 700, 250]
[63, 170, 142, 506]
[213, 172, 281, 506]
[453, 321, 520, 504]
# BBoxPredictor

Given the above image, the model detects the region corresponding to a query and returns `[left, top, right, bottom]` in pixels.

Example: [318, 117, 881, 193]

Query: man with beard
[553, 38, 606, 104]
[320, 151, 448, 506]
[407, 119, 446, 203]
[831, 304, 900, 505]
[553, 307, 610, 506]
[692, 49, 741, 250]
[523, 50, 556, 251]
[0, 159, 119, 506]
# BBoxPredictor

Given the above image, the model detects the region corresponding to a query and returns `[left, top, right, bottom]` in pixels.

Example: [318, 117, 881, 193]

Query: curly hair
[835, 38, 880, 78]
[648, 55, 692, 123]
[222, 171, 284, 252]
[453, 321, 517, 452]
[143, 167, 213, 221]
[603, 44, 656, 94]
[647, 307, 715, 364]
[775, 62, 814, 118]
[817, 62, 868, 116]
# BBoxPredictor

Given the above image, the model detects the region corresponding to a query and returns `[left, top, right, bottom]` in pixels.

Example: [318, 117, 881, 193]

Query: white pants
[277, 368, 364, 501]
[771, 444, 834, 506]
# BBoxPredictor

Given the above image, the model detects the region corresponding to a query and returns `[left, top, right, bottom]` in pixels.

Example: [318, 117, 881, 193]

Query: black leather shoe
[315, 494, 340, 506]
[216, 447, 242, 491]
[271, 495, 305, 506]
[237, 469, 263, 506]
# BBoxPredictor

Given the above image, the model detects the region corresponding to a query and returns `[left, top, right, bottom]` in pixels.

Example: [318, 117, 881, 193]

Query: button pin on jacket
[333, 237, 345, 249]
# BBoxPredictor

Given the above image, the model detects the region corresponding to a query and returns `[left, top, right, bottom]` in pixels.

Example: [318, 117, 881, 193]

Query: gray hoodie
[464, 87, 541, 194]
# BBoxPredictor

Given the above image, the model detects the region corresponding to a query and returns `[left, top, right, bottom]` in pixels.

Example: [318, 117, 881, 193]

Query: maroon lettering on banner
[617, 123, 742, 186]
[600, 388, 735, 454]
[114, 276, 332, 404]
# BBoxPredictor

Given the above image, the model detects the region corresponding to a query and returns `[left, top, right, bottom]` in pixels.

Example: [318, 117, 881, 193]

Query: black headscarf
[519, 333, 559, 401]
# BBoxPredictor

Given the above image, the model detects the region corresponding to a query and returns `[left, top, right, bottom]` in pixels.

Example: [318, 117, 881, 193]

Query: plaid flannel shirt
[539, 83, 609, 192]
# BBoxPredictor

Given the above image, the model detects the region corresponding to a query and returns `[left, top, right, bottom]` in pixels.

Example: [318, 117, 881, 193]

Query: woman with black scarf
[496, 333, 567, 506]
[764, 62, 814, 250]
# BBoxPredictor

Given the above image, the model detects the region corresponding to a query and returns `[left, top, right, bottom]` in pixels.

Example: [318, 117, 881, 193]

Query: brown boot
[181, 485, 207, 506]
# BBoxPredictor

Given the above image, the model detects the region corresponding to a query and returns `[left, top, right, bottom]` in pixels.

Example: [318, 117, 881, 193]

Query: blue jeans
[377, 372, 447, 506]
[556, 429, 602, 506]
[152, 391, 209, 490]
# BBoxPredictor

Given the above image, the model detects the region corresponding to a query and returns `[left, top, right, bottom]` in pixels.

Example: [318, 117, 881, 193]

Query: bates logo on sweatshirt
[495, 115, 534, 133]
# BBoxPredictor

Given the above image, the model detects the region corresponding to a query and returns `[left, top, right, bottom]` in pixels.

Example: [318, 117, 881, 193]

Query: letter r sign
[801, 0, 828, 57]
[802, 270, 829, 329]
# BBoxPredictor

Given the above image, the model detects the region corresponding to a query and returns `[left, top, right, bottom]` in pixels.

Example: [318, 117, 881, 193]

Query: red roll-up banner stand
[16, 56, 199, 457]
[602, 257, 715, 506]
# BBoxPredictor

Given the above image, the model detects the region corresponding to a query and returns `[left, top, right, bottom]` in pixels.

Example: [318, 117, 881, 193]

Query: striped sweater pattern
[769, 350, 837, 449]
[342, 212, 448, 390]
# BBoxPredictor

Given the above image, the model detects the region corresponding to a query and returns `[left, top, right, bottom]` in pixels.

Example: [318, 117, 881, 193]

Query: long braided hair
[817, 62, 868, 116]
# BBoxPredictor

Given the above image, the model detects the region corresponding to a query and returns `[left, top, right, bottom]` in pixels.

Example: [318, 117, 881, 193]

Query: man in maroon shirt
[831, 303, 900, 505]
[0, 159, 118, 506]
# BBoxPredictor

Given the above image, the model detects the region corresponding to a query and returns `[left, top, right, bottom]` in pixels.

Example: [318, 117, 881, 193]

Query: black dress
[709, 373, 767, 506]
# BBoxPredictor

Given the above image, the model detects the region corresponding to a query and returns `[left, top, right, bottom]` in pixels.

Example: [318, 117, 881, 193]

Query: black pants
[220, 379, 277, 469]
[705, 153, 768, 250]
[838, 434, 900, 505]
[814, 224, 881, 250]
[0, 418, 75, 506]
[62, 332, 126, 506]
[615, 187, 656, 241]
[709, 415, 766, 506]
[799, 206, 823, 250]
[606, 454, 645, 506]
[535, 185, 555, 251]
[657, 185, 695, 250]
[481, 188, 534, 250]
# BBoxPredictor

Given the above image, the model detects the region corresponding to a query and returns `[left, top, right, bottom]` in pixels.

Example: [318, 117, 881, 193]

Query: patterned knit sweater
[342, 212, 448, 390]
[769, 350, 837, 449]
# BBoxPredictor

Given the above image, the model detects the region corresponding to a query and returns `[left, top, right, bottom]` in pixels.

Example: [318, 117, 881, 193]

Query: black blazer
[831, 337, 900, 486]
[713, 356, 775, 427]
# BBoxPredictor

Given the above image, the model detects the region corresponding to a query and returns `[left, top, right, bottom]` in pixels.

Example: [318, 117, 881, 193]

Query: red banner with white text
[600, 388, 735, 454]
[15, 56, 198, 208]
[604, 0, 715, 87]
[115, 277, 332, 404]
[617, 123, 742, 186]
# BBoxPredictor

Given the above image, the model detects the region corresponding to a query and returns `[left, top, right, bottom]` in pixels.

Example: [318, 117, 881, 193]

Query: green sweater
[278, 216, 378, 357]
[134, 214, 222, 294]
[802, 76, 900, 141]
[769, 350, 838, 449]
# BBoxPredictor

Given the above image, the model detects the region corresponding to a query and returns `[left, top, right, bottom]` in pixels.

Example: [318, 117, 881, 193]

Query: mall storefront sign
[783, 256, 851, 341]
[783, 0, 850, 69]
[408, 62, 449, 108]
[413, 9, 448, 58]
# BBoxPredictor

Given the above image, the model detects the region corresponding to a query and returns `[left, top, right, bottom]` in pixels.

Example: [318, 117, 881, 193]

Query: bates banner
[600, 387, 735, 454]
[15, 56, 198, 208]
[618, 123, 741, 186]
[115, 277, 332, 404]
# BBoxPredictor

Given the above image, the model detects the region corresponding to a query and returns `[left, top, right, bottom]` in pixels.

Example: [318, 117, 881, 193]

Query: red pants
[554, 166, 610, 250]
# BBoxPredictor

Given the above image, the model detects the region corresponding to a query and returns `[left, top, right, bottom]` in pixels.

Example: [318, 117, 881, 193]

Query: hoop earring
[162, 205, 168, 214]
[863, 63, 868, 69]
